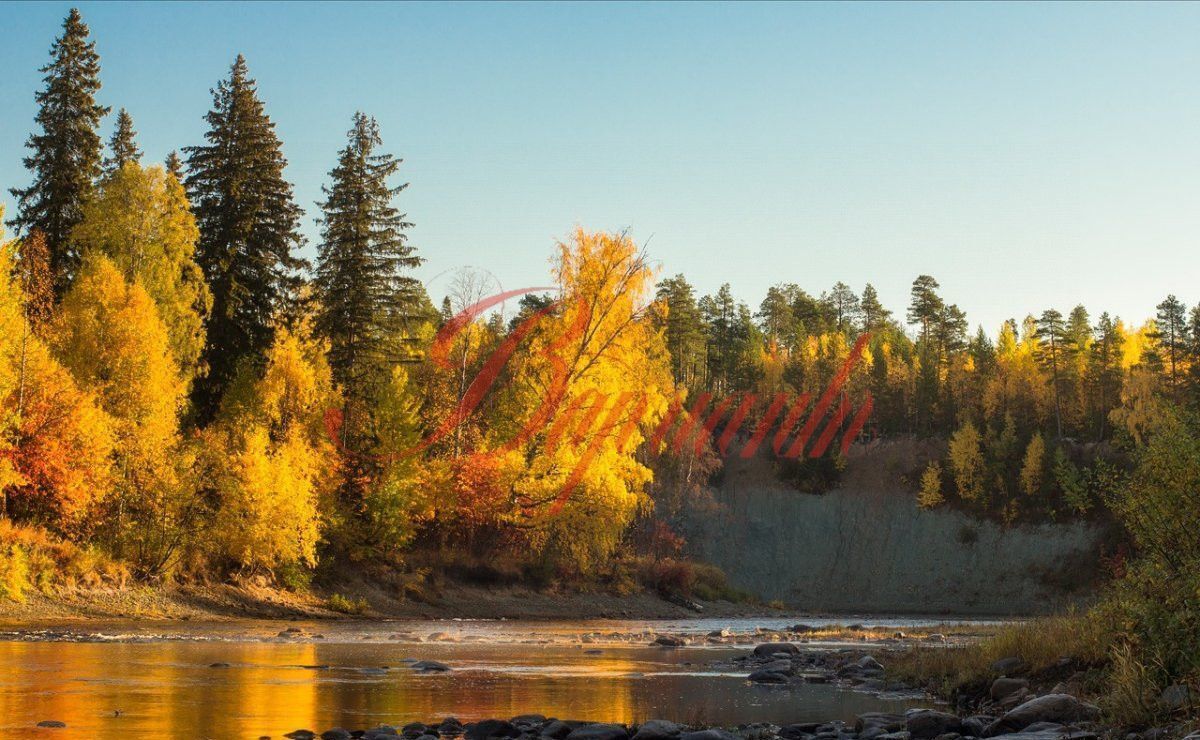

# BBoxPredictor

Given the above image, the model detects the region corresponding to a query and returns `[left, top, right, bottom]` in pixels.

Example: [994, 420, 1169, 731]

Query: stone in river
[748, 669, 789, 683]
[565, 724, 629, 740]
[855, 712, 905, 734]
[284, 732, 316, 740]
[632, 720, 680, 740]
[680, 731, 736, 740]
[904, 709, 962, 739]
[411, 660, 452, 672]
[466, 720, 519, 740]
[989, 677, 1029, 701]
[36, 721, 66, 728]
[985, 694, 1100, 735]
[653, 635, 686, 647]
[402, 722, 428, 737]
[321, 730, 353, 740]
[752, 642, 799, 657]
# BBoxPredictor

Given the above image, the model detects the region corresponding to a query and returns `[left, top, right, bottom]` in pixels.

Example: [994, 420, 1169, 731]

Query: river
[0, 617, 988, 738]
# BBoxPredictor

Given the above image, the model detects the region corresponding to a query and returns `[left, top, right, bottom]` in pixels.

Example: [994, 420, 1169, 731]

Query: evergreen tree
[1035, 309, 1070, 439]
[655, 275, 707, 389]
[1087, 312, 1123, 441]
[907, 275, 943, 344]
[314, 112, 421, 401]
[826, 281, 862, 335]
[8, 8, 110, 291]
[164, 150, 184, 182]
[184, 55, 306, 420]
[102, 108, 142, 176]
[860, 283, 891, 332]
[1153, 294, 1189, 393]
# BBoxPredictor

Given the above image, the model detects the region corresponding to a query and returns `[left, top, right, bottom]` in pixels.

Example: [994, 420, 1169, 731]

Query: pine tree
[184, 55, 306, 420]
[164, 150, 184, 182]
[1153, 294, 1188, 393]
[907, 275, 943, 344]
[314, 112, 421, 402]
[860, 283, 891, 332]
[826, 281, 862, 335]
[1086, 312, 1123, 441]
[8, 8, 110, 292]
[1035, 309, 1070, 439]
[102, 108, 142, 176]
[655, 274, 707, 389]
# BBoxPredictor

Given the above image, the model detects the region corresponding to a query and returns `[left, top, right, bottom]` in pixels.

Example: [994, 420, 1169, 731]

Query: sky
[2, 1, 1199, 334]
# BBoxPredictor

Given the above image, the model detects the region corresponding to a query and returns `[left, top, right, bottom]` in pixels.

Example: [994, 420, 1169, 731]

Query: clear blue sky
[2, 1, 1199, 334]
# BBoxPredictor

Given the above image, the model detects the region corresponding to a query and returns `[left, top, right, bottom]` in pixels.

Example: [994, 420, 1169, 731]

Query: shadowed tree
[184, 55, 306, 421]
[8, 8, 110, 292]
[314, 112, 422, 404]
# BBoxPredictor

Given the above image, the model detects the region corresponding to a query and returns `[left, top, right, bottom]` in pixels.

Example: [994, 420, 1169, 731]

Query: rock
[365, 727, 400, 738]
[985, 732, 1096, 740]
[960, 716, 992, 738]
[1159, 683, 1190, 711]
[708, 629, 731, 638]
[403, 723, 429, 737]
[925, 634, 947, 643]
[989, 657, 1028, 676]
[209, 662, 231, 668]
[466, 720, 519, 740]
[989, 677, 1029, 701]
[632, 720, 680, 740]
[541, 722, 573, 739]
[285, 732, 316, 740]
[748, 669, 789, 683]
[565, 724, 629, 740]
[779, 723, 822, 739]
[411, 660, 452, 672]
[680, 731, 735, 740]
[875, 734, 911, 740]
[428, 632, 457, 642]
[512, 715, 547, 726]
[985, 694, 1100, 735]
[905, 710, 962, 740]
[321, 730, 353, 740]
[760, 659, 793, 674]
[857, 655, 884, 671]
[752, 642, 799, 657]
[654, 635, 686, 647]
[439, 718, 464, 736]
[36, 721, 66, 728]
[856, 713, 906, 734]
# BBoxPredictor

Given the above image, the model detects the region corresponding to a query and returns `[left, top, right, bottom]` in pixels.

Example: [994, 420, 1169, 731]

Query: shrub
[326, 593, 368, 615]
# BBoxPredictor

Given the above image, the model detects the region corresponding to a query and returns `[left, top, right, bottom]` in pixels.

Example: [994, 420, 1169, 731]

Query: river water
[0, 617, 983, 738]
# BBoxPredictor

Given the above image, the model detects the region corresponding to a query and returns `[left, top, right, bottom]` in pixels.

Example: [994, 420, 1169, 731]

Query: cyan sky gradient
[2, 1, 1198, 333]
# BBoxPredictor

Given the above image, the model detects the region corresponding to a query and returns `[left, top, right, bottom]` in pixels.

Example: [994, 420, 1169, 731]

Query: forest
[2, 7, 1199, 636]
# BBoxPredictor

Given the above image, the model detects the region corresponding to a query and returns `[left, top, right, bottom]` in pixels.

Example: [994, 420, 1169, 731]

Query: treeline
[1, 10, 702, 592]
[653, 269, 1199, 521]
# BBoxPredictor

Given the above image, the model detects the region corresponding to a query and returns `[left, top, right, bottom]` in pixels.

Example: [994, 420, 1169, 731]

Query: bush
[326, 592, 368, 615]
[0, 521, 128, 601]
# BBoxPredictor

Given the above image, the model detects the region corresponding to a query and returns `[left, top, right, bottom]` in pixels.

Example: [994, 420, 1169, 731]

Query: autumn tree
[71, 163, 212, 380]
[53, 255, 189, 570]
[205, 323, 339, 574]
[8, 8, 110, 291]
[185, 55, 306, 421]
[0, 218, 113, 530]
[947, 420, 987, 504]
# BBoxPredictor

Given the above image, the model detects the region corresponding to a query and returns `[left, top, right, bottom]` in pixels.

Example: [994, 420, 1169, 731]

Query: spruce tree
[164, 150, 184, 182]
[1035, 308, 1070, 439]
[314, 112, 421, 401]
[184, 55, 306, 420]
[8, 8, 110, 291]
[860, 283, 891, 332]
[102, 108, 142, 176]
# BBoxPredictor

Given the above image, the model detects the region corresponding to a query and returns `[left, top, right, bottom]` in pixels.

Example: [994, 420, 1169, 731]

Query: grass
[889, 613, 1110, 696]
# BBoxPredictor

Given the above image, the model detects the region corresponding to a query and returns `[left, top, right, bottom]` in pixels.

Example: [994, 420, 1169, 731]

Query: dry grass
[0, 521, 129, 602]
[888, 613, 1111, 695]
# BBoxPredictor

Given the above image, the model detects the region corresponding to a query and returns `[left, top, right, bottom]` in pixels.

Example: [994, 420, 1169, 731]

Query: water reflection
[0, 639, 924, 738]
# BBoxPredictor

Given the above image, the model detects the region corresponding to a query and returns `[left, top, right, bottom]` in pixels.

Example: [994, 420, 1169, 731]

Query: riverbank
[0, 580, 779, 622]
